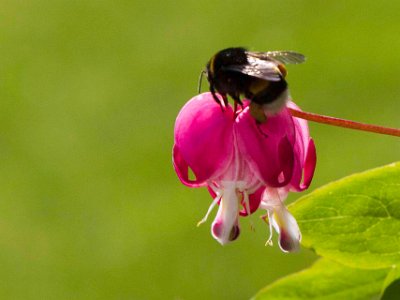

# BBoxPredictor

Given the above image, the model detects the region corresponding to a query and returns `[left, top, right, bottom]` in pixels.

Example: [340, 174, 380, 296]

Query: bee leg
[222, 94, 228, 107]
[232, 95, 243, 106]
[231, 95, 244, 114]
[210, 86, 225, 111]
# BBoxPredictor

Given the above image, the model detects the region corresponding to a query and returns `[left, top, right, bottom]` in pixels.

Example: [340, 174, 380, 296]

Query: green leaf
[252, 259, 389, 300]
[381, 266, 400, 299]
[290, 162, 400, 269]
[381, 278, 400, 300]
[382, 266, 400, 292]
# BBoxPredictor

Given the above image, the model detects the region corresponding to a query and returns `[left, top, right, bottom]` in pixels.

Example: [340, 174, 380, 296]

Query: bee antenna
[197, 69, 206, 94]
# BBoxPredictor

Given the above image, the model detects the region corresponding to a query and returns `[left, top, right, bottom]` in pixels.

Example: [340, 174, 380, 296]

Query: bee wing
[248, 51, 306, 64]
[223, 57, 282, 81]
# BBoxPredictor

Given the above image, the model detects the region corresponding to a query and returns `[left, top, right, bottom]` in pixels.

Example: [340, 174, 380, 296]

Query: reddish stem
[288, 108, 400, 137]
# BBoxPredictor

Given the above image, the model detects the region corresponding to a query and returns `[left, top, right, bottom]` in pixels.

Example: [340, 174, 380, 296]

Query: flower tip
[270, 204, 302, 253]
[278, 230, 301, 252]
[212, 222, 240, 245]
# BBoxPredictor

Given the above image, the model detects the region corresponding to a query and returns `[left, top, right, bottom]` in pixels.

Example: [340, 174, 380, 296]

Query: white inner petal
[272, 205, 302, 252]
[211, 182, 240, 245]
[260, 188, 301, 252]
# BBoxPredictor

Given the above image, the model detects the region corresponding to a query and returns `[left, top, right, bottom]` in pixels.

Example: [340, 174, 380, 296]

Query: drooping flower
[172, 93, 316, 251]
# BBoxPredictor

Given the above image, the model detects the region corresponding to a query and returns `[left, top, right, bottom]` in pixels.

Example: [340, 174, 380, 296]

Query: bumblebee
[201, 47, 305, 123]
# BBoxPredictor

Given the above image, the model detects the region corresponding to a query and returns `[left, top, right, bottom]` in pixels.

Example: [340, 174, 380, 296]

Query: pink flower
[172, 93, 316, 252]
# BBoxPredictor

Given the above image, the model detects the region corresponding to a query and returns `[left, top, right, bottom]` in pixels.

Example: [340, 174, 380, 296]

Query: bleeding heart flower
[173, 93, 316, 252]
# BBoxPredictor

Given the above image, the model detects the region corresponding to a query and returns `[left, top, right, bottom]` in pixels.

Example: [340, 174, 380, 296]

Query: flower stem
[288, 108, 400, 137]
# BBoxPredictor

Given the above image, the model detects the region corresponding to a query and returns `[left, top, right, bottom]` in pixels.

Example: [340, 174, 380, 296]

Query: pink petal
[287, 101, 317, 191]
[173, 144, 207, 187]
[235, 106, 295, 187]
[173, 93, 235, 185]
[287, 101, 310, 147]
[296, 138, 317, 190]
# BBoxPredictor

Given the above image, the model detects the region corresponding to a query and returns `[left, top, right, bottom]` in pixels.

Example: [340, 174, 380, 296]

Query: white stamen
[264, 210, 274, 246]
[197, 193, 221, 227]
[242, 191, 255, 231]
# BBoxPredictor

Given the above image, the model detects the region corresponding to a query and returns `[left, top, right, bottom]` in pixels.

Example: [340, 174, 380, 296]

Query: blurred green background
[0, 0, 399, 299]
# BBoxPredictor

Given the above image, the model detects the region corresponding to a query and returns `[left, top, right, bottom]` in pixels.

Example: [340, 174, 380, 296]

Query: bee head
[205, 58, 214, 82]
[206, 47, 247, 82]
